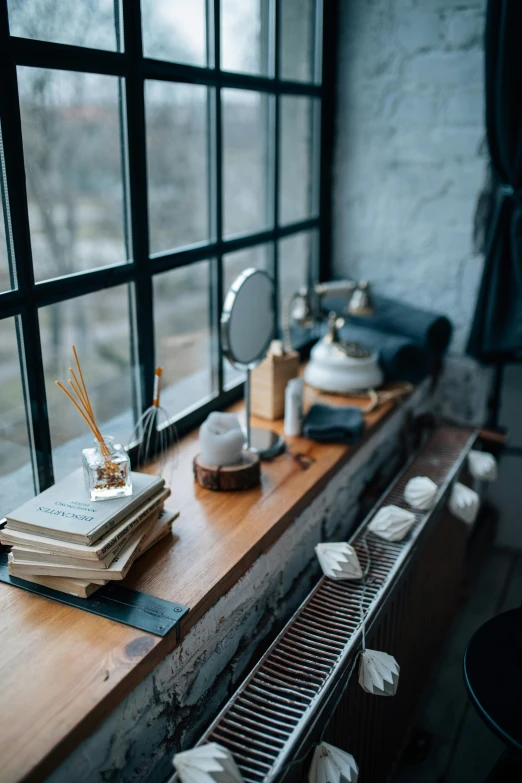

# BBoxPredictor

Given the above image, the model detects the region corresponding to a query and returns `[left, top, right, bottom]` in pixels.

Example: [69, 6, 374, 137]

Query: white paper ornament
[468, 450, 497, 482]
[358, 649, 400, 696]
[315, 542, 363, 580]
[173, 742, 244, 783]
[309, 742, 359, 783]
[404, 476, 438, 510]
[368, 505, 416, 542]
[449, 481, 480, 525]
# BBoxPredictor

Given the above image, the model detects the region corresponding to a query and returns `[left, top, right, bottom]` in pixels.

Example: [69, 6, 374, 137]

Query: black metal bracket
[0, 553, 189, 639]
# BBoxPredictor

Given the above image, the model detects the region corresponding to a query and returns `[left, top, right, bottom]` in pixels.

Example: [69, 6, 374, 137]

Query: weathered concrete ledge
[48, 384, 431, 783]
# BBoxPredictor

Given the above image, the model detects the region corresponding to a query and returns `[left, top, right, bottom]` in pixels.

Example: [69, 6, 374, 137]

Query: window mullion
[273, 0, 281, 331]
[313, 0, 324, 85]
[213, 0, 224, 393]
[8, 35, 126, 76]
[122, 0, 154, 420]
[318, 0, 334, 283]
[0, 2, 54, 492]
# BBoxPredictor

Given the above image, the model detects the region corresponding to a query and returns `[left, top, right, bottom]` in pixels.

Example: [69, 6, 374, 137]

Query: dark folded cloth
[303, 403, 365, 444]
[321, 293, 453, 382]
[336, 322, 429, 383]
[356, 295, 452, 354]
[323, 294, 453, 354]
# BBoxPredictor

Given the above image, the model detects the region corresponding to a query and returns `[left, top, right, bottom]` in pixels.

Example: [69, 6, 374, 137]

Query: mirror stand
[245, 369, 285, 460]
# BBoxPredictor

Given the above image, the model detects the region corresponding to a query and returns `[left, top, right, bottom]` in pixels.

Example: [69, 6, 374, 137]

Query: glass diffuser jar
[82, 436, 132, 501]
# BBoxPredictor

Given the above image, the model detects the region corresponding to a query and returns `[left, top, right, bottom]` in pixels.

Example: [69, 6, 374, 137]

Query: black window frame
[0, 0, 336, 496]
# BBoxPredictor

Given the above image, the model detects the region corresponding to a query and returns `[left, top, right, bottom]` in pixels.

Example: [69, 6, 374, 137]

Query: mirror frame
[221, 268, 276, 371]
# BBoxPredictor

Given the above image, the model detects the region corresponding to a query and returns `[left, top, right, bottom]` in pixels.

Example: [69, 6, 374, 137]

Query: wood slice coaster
[193, 451, 261, 491]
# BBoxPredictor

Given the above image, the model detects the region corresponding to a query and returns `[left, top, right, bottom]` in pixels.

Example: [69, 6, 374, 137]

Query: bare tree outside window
[18, 67, 126, 283]
[7, 0, 118, 50]
[0, 0, 322, 511]
[146, 80, 210, 254]
[142, 0, 207, 67]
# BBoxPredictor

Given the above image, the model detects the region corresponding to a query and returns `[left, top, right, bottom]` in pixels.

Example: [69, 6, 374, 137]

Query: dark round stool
[464, 608, 522, 782]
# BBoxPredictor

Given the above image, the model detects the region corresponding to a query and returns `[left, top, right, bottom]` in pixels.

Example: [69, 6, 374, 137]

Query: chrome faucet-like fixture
[347, 280, 375, 317]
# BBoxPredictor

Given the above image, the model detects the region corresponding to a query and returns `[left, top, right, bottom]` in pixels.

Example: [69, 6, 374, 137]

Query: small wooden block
[193, 451, 261, 491]
[251, 350, 300, 420]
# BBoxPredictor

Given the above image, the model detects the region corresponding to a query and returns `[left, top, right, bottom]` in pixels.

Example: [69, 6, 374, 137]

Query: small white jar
[284, 378, 304, 436]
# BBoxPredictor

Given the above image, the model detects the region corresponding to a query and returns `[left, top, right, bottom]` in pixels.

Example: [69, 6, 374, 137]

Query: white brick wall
[333, 0, 487, 356]
[332, 1, 522, 544]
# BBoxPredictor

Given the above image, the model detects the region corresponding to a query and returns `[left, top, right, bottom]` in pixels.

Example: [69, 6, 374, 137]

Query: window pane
[142, 0, 208, 66]
[153, 261, 214, 417]
[7, 0, 119, 51]
[221, 0, 270, 75]
[0, 126, 13, 293]
[0, 210, 8, 293]
[280, 96, 316, 225]
[18, 68, 127, 282]
[40, 285, 135, 482]
[279, 230, 317, 317]
[0, 317, 35, 512]
[223, 244, 271, 387]
[223, 89, 271, 238]
[223, 243, 271, 297]
[146, 81, 210, 256]
[280, 0, 316, 82]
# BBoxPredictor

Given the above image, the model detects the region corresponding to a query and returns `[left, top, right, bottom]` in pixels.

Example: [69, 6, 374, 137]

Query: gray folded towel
[336, 322, 429, 383]
[321, 293, 453, 382]
[303, 404, 365, 443]
[353, 295, 453, 354]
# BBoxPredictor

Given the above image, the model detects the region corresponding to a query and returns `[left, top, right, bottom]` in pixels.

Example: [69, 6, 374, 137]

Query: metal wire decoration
[130, 367, 178, 484]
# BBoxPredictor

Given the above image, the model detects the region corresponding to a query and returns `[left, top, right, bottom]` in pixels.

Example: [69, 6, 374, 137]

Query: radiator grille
[195, 426, 476, 782]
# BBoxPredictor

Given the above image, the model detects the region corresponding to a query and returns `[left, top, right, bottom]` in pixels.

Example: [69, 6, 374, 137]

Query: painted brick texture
[333, 0, 487, 355]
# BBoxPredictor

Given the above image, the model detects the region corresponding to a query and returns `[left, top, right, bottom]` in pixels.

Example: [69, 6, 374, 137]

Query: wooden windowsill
[0, 382, 411, 783]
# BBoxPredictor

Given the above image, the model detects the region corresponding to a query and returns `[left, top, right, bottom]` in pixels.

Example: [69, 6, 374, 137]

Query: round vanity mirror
[222, 269, 275, 369]
[221, 269, 285, 459]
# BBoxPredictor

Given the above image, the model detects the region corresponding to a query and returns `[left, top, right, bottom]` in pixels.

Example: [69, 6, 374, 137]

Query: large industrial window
[0, 0, 330, 509]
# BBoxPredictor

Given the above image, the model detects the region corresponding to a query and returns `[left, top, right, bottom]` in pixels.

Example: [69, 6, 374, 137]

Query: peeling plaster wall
[333, 0, 487, 357]
[332, 0, 522, 545]
[47, 386, 430, 783]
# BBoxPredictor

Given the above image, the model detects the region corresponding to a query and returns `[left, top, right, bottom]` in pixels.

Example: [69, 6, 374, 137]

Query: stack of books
[0, 469, 176, 598]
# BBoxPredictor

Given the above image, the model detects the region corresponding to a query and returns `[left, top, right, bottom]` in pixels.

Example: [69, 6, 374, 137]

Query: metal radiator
[184, 426, 477, 782]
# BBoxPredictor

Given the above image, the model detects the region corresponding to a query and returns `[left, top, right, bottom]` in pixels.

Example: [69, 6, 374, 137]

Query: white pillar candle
[199, 412, 245, 466]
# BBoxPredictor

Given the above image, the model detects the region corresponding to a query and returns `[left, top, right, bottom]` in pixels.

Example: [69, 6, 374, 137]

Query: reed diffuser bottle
[56, 345, 133, 501]
[82, 436, 132, 501]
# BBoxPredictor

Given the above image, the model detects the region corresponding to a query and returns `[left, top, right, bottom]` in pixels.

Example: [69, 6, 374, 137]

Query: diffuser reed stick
[56, 345, 111, 459]
[56, 346, 132, 499]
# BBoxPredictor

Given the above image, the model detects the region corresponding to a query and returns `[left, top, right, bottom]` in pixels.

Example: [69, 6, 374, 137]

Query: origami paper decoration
[368, 505, 416, 542]
[404, 476, 438, 510]
[468, 450, 497, 482]
[315, 542, 363, 580]
[309, 742, 359, 783]
[173, 742, 244, 783]
[449, 481, 480, 525]
[358, 649, 400, 696]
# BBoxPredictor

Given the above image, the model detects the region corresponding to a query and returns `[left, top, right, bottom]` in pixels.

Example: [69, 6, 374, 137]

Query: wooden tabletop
[0, 385, 407, 783]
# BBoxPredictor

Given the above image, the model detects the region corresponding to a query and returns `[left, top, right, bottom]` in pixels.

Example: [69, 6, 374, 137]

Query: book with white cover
[11, 508, 164, 569]
[17, 575, 107, 599]
[0, 487, 170, 559]
[9, 506, 179, 597]
[8, 511, 160, 580]
[139, 505, 178, 551]
[9, 504, 178, 570]
[4, 471, 165, 545]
